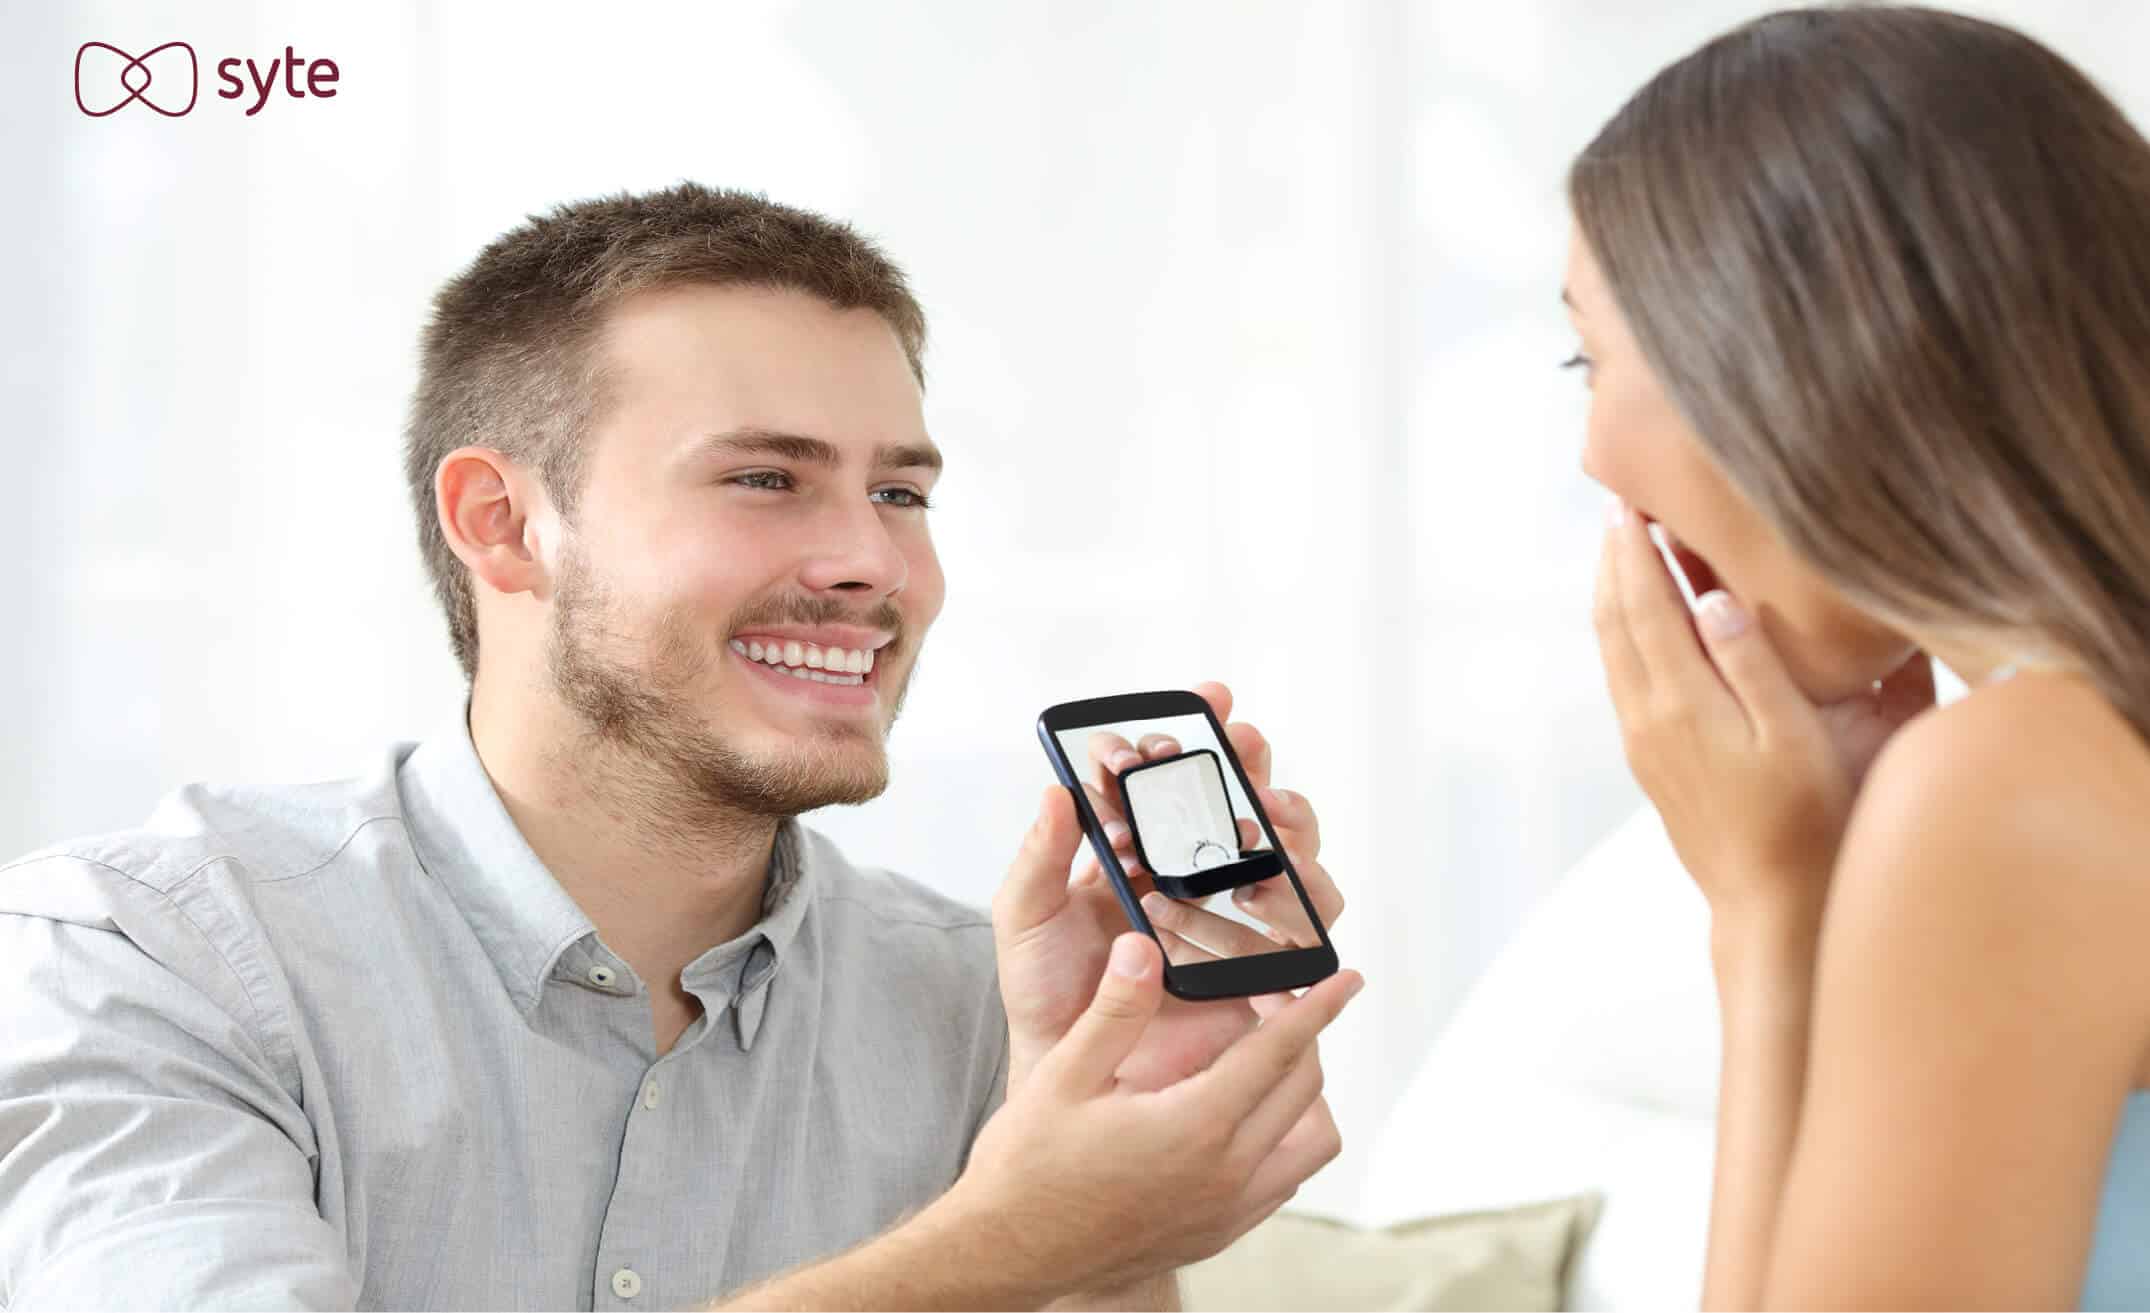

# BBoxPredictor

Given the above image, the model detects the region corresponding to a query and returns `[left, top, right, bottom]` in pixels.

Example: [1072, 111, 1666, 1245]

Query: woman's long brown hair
[1571, 5, 2150, 736]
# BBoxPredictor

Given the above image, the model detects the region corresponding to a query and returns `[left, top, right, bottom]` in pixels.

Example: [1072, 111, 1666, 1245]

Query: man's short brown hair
[402, 183, 928, 681]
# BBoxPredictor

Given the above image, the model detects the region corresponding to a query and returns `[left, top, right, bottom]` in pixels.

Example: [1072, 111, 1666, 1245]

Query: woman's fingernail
[1233, 884, 1257, 906]
[1696, 590, 1750, 639]
[1109, 750, 1140, 773]
[1141, 892, 1171, 918]
[1103, 821, 1130, 845]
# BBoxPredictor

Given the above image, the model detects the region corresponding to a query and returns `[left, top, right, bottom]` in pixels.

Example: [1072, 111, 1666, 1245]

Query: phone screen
[1049, 708, 1327, 974]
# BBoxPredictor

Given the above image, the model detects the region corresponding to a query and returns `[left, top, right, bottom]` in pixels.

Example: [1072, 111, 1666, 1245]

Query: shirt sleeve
[0, 864, 359, 1311]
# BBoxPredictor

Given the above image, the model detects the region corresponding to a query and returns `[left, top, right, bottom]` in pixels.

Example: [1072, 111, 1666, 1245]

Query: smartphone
[1037, 690, 1340, 1000]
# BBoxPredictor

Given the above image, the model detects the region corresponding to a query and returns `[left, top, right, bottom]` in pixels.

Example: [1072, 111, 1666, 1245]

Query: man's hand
[993, 682, 1345, 1092]
[951, 934, 1361, 1301]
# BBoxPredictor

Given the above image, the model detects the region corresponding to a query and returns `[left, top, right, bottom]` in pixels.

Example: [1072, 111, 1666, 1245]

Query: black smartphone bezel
[1036, 690, 1340, 1000]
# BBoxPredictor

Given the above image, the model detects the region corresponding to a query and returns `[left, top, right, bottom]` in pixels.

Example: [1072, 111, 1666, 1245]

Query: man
[0, 184, 1358, 1309]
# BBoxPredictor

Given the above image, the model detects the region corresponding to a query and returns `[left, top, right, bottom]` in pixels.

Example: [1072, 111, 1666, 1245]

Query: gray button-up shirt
[0, 722, 1007, 1310]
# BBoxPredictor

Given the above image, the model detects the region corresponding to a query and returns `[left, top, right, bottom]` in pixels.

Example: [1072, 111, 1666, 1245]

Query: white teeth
[741, 638, 880, 682]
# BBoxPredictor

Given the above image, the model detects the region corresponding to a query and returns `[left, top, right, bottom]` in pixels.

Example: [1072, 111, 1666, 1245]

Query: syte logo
[75, 41, 340, 117]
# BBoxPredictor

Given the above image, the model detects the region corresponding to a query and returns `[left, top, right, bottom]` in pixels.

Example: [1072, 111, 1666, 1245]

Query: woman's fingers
[1594, 510, 1650, 711]
[1085, 731, 1141, 801]
[1612, 505, 1715, 688]
[1234, 857, 1337, 938]
[1142, 891, 1288, 960]
[1692, 589, 1810, 739]
[1153, 922, 1220, 969]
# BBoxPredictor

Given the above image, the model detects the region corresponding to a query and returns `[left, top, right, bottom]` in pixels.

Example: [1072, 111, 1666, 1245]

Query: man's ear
[435, 446, 555, 601]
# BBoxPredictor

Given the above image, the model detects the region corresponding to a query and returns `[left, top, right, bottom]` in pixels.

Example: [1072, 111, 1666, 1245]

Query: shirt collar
[396, 714, 816, 1032]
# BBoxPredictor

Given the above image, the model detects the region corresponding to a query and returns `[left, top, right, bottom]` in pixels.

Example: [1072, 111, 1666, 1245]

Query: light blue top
[2083, 1092, 2150, 1309]
[1982, 665, 2148, 1308]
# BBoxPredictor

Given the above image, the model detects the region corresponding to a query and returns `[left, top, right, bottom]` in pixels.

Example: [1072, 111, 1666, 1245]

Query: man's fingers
[1238, 1095, 1344, 1210]
[1194, 680, 1236, 726]
[1180, 969, 1363, 1121]
[1036, 933, 1167, 1091]
[991, 786, 1082, 941]
[1256, 786, 1320, 859]
[1227, 1046, 1326, 1168]
[1226, 722, 1272, 791]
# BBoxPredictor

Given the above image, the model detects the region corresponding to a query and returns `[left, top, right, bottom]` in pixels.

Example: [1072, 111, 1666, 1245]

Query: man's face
[546, 283, 945, 815]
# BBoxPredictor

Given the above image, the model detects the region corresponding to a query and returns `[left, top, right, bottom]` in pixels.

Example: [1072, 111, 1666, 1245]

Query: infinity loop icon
[75, 41, 198, 117]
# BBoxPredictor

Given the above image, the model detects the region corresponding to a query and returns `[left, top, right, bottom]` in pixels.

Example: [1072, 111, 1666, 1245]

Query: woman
[1568, 6, 2150, 1308]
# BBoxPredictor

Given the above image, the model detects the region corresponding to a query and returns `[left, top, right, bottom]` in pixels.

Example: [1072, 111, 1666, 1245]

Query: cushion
[1182, 1195, 1604, 1312]
[1357, 807, 1718, 1309]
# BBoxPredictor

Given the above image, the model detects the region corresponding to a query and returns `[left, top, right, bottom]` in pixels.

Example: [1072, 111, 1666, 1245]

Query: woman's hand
[1592, 502, 1934, 919]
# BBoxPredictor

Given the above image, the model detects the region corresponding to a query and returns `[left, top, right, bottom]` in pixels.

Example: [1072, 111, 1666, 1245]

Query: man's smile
[728, 625, 897, 707]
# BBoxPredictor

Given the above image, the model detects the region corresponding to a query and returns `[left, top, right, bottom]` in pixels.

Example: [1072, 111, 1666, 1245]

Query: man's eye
[731, 470, 794, 491]
[871, 487, 933, 510]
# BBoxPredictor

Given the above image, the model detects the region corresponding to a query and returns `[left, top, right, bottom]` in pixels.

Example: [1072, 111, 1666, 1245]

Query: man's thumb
[1041, 934, 1164, 1091]
[992, 786, 1082, 942]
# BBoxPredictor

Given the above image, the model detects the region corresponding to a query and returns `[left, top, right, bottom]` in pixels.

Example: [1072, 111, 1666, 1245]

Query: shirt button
[642, 1080, 661, 1110]
[587, 965, 616, 988]
[611, 1267, 642, 1299]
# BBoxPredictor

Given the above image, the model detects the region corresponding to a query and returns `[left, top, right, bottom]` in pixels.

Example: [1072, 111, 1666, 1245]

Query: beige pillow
[1180, 1194, 1603, 1312]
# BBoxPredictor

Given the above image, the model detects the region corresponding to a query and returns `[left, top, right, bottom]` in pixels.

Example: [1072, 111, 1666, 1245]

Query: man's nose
[798, 497, 910, 596]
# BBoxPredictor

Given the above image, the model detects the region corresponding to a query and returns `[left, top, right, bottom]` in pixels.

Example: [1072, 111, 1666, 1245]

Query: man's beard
[546, 548, 909, 819]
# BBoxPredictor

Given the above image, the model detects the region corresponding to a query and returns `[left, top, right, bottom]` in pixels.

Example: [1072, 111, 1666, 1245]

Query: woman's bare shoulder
[1832, 669, 2150, 1074]
[1862, 669, 2150, 851]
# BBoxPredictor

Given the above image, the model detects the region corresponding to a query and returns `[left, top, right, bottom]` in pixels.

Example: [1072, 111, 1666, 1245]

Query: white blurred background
[7, 0, 2146, 1218]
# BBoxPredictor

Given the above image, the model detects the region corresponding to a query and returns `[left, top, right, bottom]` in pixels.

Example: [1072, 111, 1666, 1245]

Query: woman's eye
[1559, 351, 1595, 384]
[871, 487, 933, 510]
[730, 470, 794, 491]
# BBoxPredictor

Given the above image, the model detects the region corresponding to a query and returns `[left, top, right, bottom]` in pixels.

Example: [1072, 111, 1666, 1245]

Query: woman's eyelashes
[1560, 351, 1595, 386]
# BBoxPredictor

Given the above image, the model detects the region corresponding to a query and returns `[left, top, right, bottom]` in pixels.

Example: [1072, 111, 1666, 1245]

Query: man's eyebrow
[876, 442, 943, 473]
[695, 428, 841, 466]
[690, 429, 942, 474]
